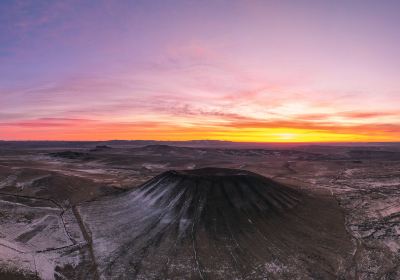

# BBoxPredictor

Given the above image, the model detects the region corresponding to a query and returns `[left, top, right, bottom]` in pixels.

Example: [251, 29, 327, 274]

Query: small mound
[49, 151, 92, 160]
[90, 145, 112, 152]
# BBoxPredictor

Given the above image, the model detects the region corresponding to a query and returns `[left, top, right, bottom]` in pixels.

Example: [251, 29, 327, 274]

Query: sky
[1, 0, 400, 142]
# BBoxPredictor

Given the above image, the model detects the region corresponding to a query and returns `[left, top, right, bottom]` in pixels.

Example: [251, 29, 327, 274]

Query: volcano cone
[80, 168, 353, 279]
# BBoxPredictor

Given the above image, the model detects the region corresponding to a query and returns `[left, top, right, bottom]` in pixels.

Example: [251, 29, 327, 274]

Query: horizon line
[1, 139, 399, 144]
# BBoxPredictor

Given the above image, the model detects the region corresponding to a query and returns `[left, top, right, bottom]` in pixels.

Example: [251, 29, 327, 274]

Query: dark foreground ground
[0, 141, 399, 279]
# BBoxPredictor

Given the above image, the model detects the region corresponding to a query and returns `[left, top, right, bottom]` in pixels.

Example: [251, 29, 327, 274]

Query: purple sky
[1, 0, 400, 141]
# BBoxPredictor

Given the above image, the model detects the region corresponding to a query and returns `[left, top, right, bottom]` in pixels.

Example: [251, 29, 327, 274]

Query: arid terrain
[0, 141, 399, 279]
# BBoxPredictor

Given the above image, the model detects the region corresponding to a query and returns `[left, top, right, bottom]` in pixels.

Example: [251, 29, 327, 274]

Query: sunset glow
[1, 1, 399, 142]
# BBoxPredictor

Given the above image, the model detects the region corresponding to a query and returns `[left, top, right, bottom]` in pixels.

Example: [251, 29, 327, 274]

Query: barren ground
[0, 141, 399, 279]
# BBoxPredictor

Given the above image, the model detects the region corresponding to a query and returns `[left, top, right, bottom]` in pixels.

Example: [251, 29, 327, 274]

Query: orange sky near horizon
[2, 117, 399, 142]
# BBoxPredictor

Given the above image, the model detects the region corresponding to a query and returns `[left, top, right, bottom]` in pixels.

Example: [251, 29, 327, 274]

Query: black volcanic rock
[137, 168, 301, 228]
[49, 151, 92, 160]
[80, 168, 353, 279]
[90, 145, 112, 152]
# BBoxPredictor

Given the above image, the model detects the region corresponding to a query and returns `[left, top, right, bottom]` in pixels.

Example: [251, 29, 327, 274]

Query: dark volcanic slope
[137, 168, 301, 221]
[80, 168, 353, 279]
